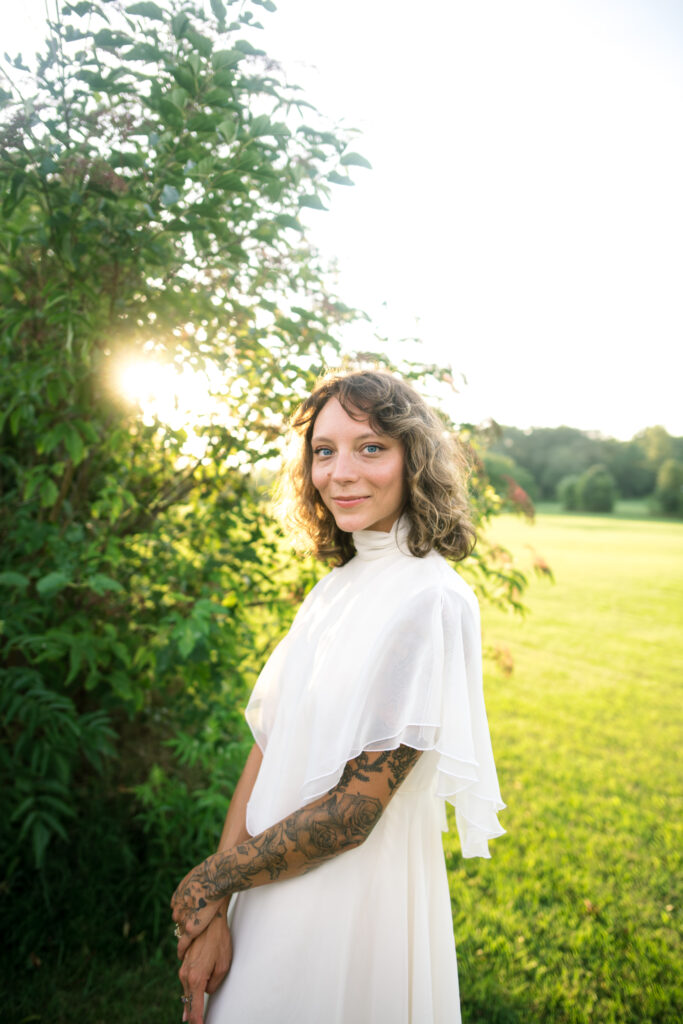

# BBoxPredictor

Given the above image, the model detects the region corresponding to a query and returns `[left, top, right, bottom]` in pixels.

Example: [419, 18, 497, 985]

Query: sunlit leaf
[126, 1, 166, 20]
[212, 49, 243, 69]
[298, 194, 327, 211]
[339, 151, 372, 169]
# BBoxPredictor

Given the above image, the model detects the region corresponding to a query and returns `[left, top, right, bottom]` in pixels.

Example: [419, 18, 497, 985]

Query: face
[310, 397, 406, 533]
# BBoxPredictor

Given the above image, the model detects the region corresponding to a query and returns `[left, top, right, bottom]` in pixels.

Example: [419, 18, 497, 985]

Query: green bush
[556, 474, 581, 510]
[576, 464, 617, 513]
[655, 458, 683, 515]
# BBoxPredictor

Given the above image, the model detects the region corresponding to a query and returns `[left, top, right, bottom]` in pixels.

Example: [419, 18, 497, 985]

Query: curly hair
[275, 370, 476, 565]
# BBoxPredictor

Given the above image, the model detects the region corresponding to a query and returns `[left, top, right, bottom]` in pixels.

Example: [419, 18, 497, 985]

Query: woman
[171, 370, 505, 1024]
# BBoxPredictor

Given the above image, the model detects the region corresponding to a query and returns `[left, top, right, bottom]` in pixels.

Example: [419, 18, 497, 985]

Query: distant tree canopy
[0, 0, 522, 973]
[489, 424, 682, 510]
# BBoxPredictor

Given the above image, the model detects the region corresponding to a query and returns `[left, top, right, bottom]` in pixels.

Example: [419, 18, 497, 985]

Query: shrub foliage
[576, 464, 617, 513]
[655, 458, 683, 516]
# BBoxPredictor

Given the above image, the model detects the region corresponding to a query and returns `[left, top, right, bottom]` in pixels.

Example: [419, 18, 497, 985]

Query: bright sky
[7, 0, 683, 439]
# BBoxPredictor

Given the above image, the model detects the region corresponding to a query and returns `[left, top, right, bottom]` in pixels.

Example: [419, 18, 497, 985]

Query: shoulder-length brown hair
[275, 370, 476, 565]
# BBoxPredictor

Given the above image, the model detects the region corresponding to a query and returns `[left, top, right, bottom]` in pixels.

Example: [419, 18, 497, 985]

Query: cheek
[371, 456, 405, 494]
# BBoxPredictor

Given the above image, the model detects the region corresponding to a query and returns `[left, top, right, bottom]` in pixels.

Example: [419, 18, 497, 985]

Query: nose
[331, 448, 358, 482]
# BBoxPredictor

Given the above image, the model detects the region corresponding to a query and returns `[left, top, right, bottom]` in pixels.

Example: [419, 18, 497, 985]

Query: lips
[332, 496, 368, 506]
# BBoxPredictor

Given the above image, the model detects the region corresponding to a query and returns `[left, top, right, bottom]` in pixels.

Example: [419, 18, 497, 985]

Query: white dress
[206, 517, 505, 1024]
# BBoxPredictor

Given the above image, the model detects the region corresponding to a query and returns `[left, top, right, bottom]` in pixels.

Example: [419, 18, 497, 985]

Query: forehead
[311, 397, 379, 438]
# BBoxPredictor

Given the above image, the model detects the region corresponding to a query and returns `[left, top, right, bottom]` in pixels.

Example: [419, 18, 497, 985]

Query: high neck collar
[351, 515, 411, 562]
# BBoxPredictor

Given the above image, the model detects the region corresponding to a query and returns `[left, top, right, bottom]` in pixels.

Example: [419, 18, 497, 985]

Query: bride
[171, 369, 505, 1024]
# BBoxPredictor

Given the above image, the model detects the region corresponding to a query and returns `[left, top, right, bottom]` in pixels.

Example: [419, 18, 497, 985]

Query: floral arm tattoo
[171, 745, 421, 932]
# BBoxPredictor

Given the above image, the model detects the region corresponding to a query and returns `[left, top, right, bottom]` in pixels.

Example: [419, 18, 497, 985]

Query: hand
[179, 908, 233, 1024]
[171, 855, 225, 957]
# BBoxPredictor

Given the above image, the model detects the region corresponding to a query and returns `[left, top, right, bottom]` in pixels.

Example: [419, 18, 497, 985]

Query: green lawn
[447, 512, 683, 1024]
[16, 513, 683, 1023]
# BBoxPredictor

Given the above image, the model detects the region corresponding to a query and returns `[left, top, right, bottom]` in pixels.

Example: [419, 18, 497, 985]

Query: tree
[556, 474, 580, 511]
[633, 425, 675, 470]
[576, 464, 617, 513]
[0, 0, 521, 975]
[601, 438, 654, 498]
[655, 459, 683, 516]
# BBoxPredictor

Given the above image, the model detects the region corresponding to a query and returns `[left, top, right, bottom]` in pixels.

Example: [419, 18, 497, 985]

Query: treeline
[483, 424, 683, 515]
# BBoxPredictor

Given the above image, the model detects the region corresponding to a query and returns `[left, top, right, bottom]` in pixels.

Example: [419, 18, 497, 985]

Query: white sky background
[6, 0, 683, 439]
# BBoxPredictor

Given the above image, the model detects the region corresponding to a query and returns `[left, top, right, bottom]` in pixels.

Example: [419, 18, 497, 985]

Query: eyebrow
[311, 432, 384, 444]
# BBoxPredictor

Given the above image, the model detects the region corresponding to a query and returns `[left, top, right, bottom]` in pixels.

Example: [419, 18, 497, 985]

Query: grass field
[16, 513, 683, 1023]
[447, 512, 683, 1024]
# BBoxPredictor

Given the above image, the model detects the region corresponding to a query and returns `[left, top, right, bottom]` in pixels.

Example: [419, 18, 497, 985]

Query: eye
[314, 446, 333, 458]
[363, 443, 383, 455]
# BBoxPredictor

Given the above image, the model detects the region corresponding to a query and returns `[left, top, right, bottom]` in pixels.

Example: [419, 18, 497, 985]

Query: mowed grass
[447, 513, 683, 1024]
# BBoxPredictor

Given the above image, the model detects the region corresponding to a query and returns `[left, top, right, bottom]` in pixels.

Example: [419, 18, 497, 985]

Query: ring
[174, 923, 183, 939]
[181, 994, 193, 1006]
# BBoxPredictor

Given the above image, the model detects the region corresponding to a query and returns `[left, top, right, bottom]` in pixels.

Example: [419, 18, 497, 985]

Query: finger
[180, 989, 191, 1024]
[188, 985, 206, 1024]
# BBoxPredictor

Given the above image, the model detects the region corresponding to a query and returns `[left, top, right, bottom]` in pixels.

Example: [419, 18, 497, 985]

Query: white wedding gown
[206, 518, 504, 1024]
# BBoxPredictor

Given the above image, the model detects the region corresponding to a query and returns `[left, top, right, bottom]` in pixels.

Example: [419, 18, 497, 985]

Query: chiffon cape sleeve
[245, 556, 505, 858]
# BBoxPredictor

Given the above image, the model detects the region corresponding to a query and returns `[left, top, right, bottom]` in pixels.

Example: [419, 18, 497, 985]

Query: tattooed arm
[171, 745, 421, 953]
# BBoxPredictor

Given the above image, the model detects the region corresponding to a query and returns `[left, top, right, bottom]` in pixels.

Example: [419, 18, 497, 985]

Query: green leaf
[339, 151, 372, 169]
[172, 66, 196, 94]
[63, 425, 85, 465]
[125, 42, 162, 61]
[161, 185, 181, 206]
[210, 0, 227, 19]
[87, 574, 124, 596]
[204, 87, 233, 108]
[327, 171, 354, 186]
[69, 1, 98, 14]
[212, 49, 243, 70]
[171, 12, 190, 39]
[275, 214, 303, 232]
[32, 821, 51, 869]
[233, 39, 264, 56]
[110, 150, 146, 169]
[126, 1, 166, 20]
[39, 479, 60, 508]
[187, 112, 222, 132]
[36, 571, 70, 598]
[158, 99, 184, 130]
[0, 571, 30, 589]
[213, 171, 245, 190]
[298, 194, 327, 211]
[93, 29, 133, 49]
[216, 119, 237, 143]
[250, 114, 277, 137]
[185, 27, 212, 57]
[177, 620, 198, 659]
